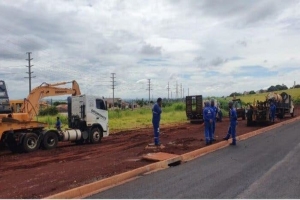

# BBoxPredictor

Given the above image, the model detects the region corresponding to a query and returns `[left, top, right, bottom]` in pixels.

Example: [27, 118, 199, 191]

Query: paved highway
[89, 120, 300, 199]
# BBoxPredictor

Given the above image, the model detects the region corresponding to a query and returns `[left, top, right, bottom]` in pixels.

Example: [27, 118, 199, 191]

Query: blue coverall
[225, 108, 237, 145]
[270, 103, 276, 122]
[152, 103, 162, 145]
[56, 119, 62, 131]
[203, 104, 213, 144]
[210, 105, 217, 139]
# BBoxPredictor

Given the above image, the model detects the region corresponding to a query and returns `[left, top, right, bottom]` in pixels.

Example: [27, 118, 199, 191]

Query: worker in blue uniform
[152, 98, 162, 146]
[210, 99, 218, 141]
[55, 116, 62, 131]
[223, 101, 237, 145]
[203, 100, 213, 145]
[270, 102, 276, 123]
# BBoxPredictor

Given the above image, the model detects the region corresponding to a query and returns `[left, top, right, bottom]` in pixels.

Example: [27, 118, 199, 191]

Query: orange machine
[0, 80, 81, 153]
[19, 80, 81, 121]
[10, 100, 49, 113]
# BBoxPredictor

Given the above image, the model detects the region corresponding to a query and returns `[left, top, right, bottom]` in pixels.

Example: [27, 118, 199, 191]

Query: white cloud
[0, 0, 300, 100]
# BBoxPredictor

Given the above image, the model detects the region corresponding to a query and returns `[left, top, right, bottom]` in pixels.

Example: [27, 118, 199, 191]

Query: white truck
[1, 80, 109, 153]
[43, 95, 109, 150]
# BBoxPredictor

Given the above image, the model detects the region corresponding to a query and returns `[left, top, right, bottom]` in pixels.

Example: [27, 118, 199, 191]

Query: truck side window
[96, 99, 106, 110]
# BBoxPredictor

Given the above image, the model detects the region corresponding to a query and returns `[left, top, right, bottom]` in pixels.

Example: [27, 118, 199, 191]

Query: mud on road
[0, 108, 299, 199]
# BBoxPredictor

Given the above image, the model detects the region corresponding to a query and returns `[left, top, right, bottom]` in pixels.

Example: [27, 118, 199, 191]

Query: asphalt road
[89, 120, 300, 199]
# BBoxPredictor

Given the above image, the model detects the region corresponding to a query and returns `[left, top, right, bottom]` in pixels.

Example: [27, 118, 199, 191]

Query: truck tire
[22, 133, 39, 153]
[90, 128, 102, 144]
[5, 132, 22, 153]
[42, 131, 58, 150]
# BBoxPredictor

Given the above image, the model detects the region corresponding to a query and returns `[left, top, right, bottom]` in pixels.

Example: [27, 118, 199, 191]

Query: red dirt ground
[0, 107, 299, 199]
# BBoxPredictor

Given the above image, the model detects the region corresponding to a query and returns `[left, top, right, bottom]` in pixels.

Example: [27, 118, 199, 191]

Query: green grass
[233, 88, 300, 104]
[108, 103, 187, 132]
[37, 103, 187, 132]
[36, 114, 68, 129]
[37, 88, 300, 133]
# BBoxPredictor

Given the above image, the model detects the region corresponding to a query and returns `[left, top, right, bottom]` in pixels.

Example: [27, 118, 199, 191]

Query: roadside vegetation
[37, 88, 300, 133]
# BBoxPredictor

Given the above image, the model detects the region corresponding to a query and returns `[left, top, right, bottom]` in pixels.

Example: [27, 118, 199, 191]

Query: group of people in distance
[203, 99, 237, 146]
[151, 98, 238, 147]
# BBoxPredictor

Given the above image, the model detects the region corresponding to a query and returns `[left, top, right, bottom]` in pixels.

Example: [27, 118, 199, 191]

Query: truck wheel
[90, 128, 102, 144]
[22, 133, 39, 153]
[42, 131, 58, 150]
[5, 133, 22, 153]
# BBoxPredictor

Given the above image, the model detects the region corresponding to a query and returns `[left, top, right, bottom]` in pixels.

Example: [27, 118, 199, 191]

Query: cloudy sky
[1, 0, 300, 100]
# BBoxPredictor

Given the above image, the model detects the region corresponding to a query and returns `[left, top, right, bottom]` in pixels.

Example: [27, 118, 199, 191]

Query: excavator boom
[21, 80, 81, 120]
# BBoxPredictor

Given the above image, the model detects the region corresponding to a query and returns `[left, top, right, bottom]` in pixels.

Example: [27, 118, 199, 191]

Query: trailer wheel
[42, 131, 58, 150]
[90, 128, 102, 144]
[22, 133, 39, 153]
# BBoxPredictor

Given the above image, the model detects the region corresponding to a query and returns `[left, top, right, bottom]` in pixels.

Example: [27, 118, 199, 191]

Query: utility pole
[146, 79, 152, 105]
[24, 52, 36, 94]
[176, 81, 178, 99]
[167, 82, 170, 102]
[111, 73, 116, 109]
[180, 83, 182, 99]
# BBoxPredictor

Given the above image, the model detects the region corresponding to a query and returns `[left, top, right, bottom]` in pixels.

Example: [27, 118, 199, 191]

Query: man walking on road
[223, 101, 238, 145]
[210, 99, 217, 141]
[203, 100, 213, 145]
[152, 98, 162, 146]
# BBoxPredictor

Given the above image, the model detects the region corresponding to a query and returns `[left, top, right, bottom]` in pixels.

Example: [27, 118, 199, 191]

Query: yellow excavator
[0, 80, 109, 153]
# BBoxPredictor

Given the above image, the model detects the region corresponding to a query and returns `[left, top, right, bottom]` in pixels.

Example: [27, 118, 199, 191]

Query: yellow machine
[10, 100, 49, 113]
[0, 80, 81, 153]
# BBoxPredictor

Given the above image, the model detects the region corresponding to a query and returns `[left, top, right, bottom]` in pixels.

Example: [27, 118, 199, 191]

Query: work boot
[223, 136, 229, 140]
[230, 139, 236, 146]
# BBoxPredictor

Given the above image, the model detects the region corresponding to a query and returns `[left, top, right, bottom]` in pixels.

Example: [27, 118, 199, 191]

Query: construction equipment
[245, 92, 294, 126]
[10, 99, 49, 113]
[245, 100, 270, 126]
[0, 80, 109, 153]
[232, 98, 246, 120]
[267, 92, 294, 118]
[186, 95, 203, 123]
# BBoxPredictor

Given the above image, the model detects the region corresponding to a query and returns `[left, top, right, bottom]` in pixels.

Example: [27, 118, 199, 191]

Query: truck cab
[67, 95, 109, 143]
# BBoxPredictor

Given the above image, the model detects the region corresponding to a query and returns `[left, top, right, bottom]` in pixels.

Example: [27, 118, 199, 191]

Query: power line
[24, 52, 36, 94]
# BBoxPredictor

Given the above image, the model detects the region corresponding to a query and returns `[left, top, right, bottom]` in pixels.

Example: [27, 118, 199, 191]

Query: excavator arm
[21, 80, 81, 121]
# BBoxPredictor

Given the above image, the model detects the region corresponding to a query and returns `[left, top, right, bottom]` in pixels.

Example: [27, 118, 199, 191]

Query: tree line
[229, 84, 300, 97]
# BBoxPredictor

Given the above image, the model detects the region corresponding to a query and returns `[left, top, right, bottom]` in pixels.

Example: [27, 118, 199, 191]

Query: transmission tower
[111, 73, 116, 108]
[24, 52, 36, 94]
[146, 79, 152, 104]
[167, 82, 170, 102]
[176, 81, 178, 99]
[180, 83, 182, 99]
